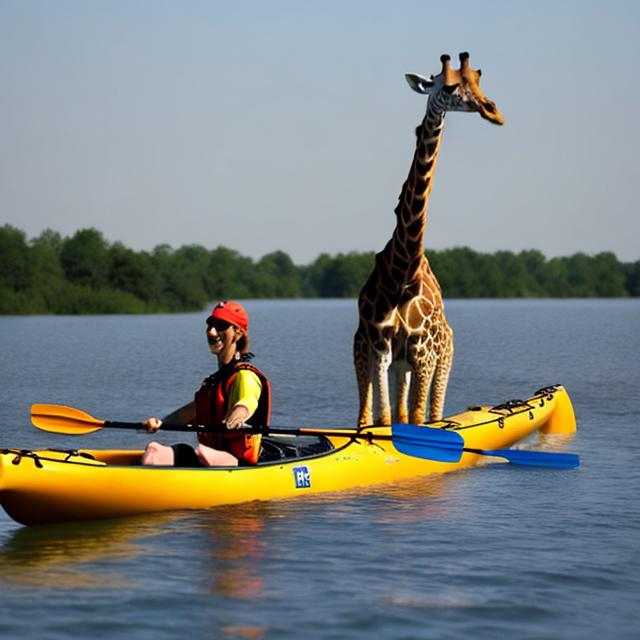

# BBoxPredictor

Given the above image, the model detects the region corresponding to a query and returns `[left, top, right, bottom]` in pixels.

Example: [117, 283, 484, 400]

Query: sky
[1, 0, 639, 264]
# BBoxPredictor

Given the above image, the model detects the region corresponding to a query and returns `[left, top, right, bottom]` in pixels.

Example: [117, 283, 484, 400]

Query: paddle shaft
[144, 422, 579, 468]
[30, 405, 459, 462]
[106, 419, 396, 441]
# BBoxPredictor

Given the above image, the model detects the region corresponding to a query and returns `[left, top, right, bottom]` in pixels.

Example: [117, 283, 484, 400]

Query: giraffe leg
[353, 328, 373, 426]
[372, 346, 393, 426]
[392, 360, 411, 424]
[408, 339, 436, 425]
[429, 336, 453, 421]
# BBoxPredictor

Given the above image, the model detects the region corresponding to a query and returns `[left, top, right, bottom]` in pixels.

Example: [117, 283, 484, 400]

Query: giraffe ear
[405, 73, 435, 94]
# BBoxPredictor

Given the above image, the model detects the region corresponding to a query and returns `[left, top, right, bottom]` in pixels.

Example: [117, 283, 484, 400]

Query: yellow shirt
[227, 369, 262, 417]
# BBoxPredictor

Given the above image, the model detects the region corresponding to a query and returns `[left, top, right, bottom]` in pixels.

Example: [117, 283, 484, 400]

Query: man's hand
[223, 404, 250, 429]
[142, 417, 162, 433]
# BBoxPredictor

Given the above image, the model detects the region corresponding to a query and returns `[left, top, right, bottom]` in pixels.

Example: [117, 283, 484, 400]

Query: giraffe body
[354, 53, 503, 426]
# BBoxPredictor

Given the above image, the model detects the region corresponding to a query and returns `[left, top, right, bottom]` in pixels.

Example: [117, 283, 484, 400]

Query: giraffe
[354, 52, 504, 427]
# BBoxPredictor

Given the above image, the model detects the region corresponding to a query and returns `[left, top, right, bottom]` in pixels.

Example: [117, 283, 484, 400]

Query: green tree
[432, 247, 484, 297]
[254, 251, 301, 298]
[31, 228, 63, 258]
[303, 253, 333, 297]
[60, 228, 110, 289]
[623, 261, 640, 296]
[542, 257, 570, 297]
[151, 244, 207, 310]
[494, 251, 531, 297]
[28, 229, 66, 313]
[0, 224, 35, 292]
[591, 252, 627, 297]
[305, 252, 374, 297]
[108, 243, 162, 305]
[519, 250, 547, 296]
[565, 253, 594, 296]
[206, 246, 255, 299]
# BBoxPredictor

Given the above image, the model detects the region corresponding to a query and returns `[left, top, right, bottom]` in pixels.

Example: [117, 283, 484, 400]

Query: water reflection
[535, 432, 577, 451]
[0, 474, 458, 596]
[366, 473, 468, 524]
[191, 504, 272, 600]
[0, 512, 182, 589]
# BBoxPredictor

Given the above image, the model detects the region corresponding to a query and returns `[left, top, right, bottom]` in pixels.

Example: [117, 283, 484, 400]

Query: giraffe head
[405, 52, 504, 125]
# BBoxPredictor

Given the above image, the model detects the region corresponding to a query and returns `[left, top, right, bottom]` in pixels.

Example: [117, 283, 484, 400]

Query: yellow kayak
[0, 385, 577, 526]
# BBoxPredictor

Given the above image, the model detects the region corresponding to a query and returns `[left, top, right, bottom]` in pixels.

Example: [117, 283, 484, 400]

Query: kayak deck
[0, 385, 577, 526]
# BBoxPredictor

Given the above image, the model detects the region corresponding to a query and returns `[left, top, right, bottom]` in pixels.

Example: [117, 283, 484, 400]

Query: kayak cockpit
[5, 434, 338, 469]
[258, 435, 334, 462]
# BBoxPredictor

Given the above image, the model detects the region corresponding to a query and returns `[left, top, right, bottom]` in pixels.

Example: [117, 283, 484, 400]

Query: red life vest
[194, 360, 271, 465]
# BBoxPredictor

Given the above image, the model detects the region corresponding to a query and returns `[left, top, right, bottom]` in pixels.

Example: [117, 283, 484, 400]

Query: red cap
[210, 301, 249, 333]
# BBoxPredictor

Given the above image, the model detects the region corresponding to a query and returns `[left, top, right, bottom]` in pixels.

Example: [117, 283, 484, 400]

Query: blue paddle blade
[391, 423, 464, 463]
[391, 424, 580, 468]
[476, 448, 580, 469]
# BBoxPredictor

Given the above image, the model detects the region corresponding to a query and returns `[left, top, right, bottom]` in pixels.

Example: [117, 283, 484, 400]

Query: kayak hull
[0, 385, 576, 526]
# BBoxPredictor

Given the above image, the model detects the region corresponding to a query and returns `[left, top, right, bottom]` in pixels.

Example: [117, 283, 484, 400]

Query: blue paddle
[392, 423, 580, 469]
[391, 422, 465, 463]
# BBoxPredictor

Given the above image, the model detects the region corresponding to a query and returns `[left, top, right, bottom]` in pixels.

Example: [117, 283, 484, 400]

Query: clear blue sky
[1, 0, 639, 264]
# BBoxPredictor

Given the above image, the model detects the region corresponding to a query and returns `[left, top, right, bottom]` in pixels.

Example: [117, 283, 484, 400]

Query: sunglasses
[206, 318, 233, 332]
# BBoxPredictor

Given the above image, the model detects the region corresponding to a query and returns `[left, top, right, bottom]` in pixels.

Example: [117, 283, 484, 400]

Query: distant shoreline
[2, 224, 638, 315]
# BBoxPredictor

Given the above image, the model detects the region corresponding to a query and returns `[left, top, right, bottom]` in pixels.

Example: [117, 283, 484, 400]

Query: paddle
[30, 404, 579, 468]
[30, 403, 462, 463]
[392, 423, 580, 469]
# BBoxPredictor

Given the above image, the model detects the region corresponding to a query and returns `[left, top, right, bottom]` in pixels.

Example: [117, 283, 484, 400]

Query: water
[1, 299, 639, 638]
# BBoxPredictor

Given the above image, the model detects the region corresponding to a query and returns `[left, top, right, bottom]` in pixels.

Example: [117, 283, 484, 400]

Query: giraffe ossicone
[353, 52, 504, 427]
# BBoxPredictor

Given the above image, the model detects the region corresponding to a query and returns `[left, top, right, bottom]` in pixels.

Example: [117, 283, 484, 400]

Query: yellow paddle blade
[31, 403, 105, 435]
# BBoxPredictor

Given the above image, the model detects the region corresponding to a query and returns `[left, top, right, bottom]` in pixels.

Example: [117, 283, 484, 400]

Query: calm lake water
[1, 299, 639, 639]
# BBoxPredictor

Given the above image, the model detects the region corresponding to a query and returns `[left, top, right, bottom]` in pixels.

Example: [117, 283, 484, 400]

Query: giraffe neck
[390, 93, 449, 266]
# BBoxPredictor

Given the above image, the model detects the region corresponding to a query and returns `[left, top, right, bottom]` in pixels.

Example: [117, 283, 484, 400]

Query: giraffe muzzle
[478, 99, 505, 125]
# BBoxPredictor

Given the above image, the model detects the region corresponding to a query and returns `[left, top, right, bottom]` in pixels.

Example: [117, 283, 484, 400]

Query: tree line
[1, 224, 638, 314]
